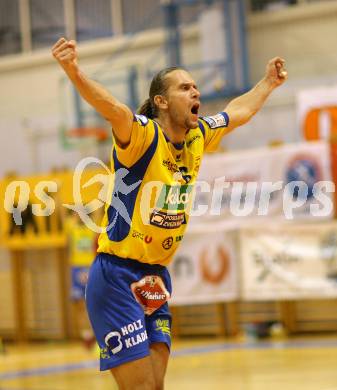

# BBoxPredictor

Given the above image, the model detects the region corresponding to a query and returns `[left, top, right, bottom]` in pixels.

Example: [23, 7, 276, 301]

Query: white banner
[296, 85, 337, 139]
[168, 224, 238, 305]
[190, 140, 333, 225]
[240, 223, 337, 300]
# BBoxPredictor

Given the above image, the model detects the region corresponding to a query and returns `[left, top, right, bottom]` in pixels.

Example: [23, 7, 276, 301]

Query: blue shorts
[85, 252, 172, 371]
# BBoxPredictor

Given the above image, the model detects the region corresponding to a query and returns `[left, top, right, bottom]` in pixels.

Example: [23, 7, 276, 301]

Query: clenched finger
[279, 70, 288, 78]
[67, 40, 76, 48]
[270, 56, 285, 64]
[52, 42, 70, 57]
[58, 48, 76, 60]
[52, 37, 67, 51]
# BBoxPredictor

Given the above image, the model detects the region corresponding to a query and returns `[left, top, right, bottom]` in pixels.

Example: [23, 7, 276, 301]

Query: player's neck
[154, 116, 186, 144]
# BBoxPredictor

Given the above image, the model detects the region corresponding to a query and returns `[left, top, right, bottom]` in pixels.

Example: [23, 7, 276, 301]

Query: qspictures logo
[3, 156, 335, 234]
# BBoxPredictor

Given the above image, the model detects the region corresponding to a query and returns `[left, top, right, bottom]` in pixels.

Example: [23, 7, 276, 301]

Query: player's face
[164, 70, 201, 130]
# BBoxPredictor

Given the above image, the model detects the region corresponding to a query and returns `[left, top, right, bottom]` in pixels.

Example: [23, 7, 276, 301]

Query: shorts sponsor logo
[131, 275, 170, 315]
[155, 319, 171, 336]
[150, 209, 186, 229]
[120, 320, 148, 349]
[162, 236, 173, 250]
[120, 319, 143, 335]
[105, 331, 123, 355]
[100, 346, 110, 359]
[125, 330, 148, 349]
[104, 319, 148, 355]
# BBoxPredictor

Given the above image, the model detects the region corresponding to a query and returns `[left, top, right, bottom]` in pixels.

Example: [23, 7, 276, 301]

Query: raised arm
[52, 37, 133, 146]
[225, 57, 287, 131]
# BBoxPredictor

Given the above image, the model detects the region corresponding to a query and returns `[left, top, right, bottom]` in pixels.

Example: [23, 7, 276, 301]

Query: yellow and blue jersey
[68, 223, 97, 266]
[97, 112, 230, 266]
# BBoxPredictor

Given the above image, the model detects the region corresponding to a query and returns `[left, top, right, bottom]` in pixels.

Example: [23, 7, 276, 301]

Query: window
[250, 0, 297, 12]
[121, 0, 163, 34]
[75, 0, 112, 42]
[0, 0, 20, 56]
[31, 0, 65, 50]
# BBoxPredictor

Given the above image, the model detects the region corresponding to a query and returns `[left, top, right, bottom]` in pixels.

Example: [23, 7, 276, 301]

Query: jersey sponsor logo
[150, 209, 186, 229]
[162, 160, 193, 183]
[134, 114, 149, 126]
[194, 155, 201, 172]
[132, 229, 152, 244]
[144, 235, 152, 244]
[162, 236, 174, 250]
[162, 159, 180, 173]
[202, 112, 228, 129]
[157, 184, 193, 211]
[186, 134, 201, 147]
[178, 166, 192, 184]
[131, 275, 170, 315]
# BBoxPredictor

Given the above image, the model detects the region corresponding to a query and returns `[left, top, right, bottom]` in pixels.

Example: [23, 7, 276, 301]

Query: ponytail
[137, 98, 154, 119]
[137, 66, 185, 120]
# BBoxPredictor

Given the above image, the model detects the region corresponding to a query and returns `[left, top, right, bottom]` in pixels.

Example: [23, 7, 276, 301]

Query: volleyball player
[52, 37, 287, 390]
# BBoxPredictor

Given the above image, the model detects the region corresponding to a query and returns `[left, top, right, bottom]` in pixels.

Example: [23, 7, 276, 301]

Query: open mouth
[191, 103, 200, 116]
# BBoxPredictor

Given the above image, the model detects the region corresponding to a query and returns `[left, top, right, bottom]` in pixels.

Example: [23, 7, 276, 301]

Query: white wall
[248, 0, 337, 82]
[1, 0, 337, 176]
[231, 0, 337, 151]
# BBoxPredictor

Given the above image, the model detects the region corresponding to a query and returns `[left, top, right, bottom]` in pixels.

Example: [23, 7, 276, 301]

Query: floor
[1, 335, 337, 389]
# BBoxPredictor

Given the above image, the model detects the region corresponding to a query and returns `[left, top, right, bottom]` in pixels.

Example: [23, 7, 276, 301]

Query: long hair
[138, 66, 184, 119]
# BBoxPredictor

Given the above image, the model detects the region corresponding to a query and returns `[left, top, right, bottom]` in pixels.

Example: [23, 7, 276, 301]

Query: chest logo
[162, 237, 174, 250]
[150, 209, 186, 229]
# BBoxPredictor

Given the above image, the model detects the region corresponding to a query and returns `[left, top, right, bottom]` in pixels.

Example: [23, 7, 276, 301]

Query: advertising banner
[191, 140, 333, 225]
[0, 168, 104, 249]
[240, 223, 337, 300]
[296, 85, 337, 140]
[168, 224, 238, 305]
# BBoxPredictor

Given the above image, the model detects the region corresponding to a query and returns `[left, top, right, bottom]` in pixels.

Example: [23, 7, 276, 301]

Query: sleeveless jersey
[97, 112, 230, 266]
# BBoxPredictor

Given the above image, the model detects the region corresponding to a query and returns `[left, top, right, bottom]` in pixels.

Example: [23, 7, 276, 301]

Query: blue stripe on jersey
[107, 123, 159, 242]
[162, 129, 185, 150]
[198, 120, 205, 138]
[172, 141, 184, 150]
